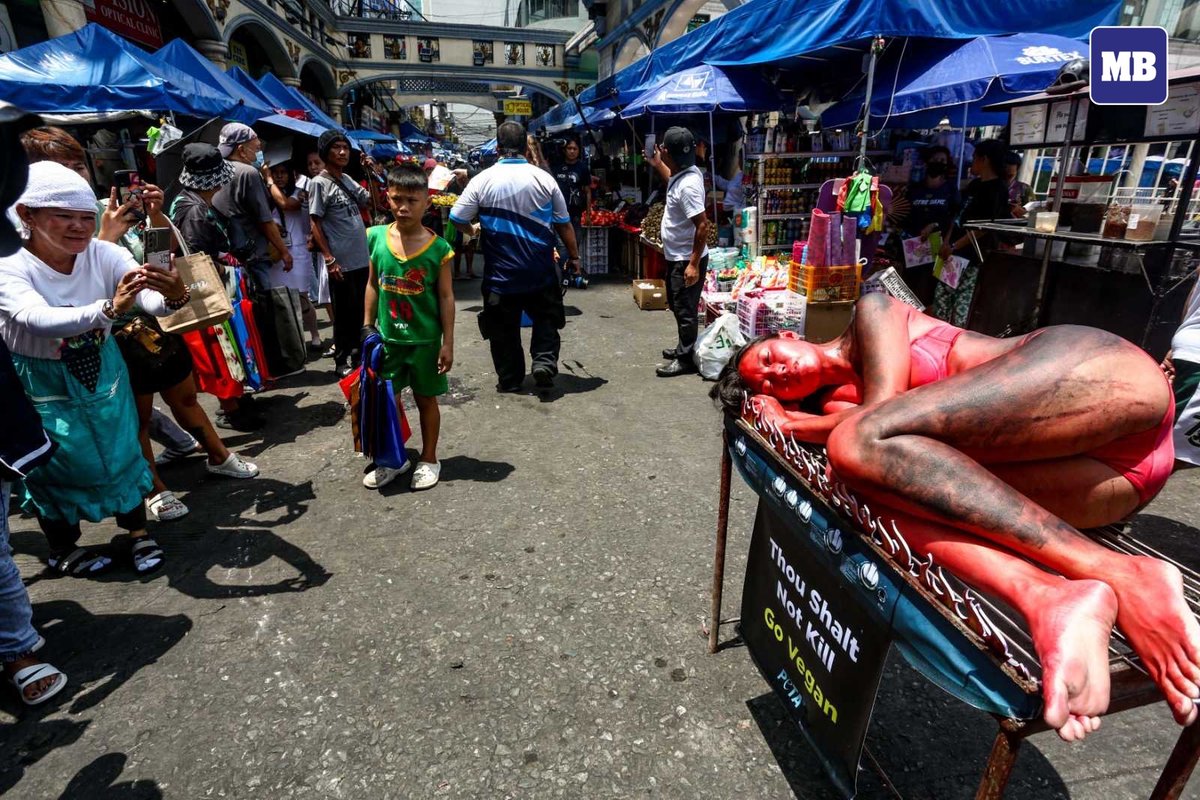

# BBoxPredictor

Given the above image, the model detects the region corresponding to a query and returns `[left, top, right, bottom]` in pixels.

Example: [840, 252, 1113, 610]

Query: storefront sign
[1144, 82, 1200, 138]
[229, 40, 249, 72]
[503, 98, 532, 116]
[741, 498, 891, 799]
[1009, 103, 1047, 146]
[84, 0, 162, 49]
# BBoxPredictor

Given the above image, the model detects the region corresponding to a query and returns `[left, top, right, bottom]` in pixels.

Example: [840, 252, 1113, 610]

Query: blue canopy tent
[257, 72, 344, 131]
[151, 39, 273, 125]
[0, 24, 236, 120]
[818, 33, 1087, 129]
[620, 64, 786, 221]
[347, 129, 412, 159]
[226, 67, 287, 112]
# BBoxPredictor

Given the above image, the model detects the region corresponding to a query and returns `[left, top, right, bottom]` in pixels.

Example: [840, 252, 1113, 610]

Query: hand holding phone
[113, 170, 146, 222]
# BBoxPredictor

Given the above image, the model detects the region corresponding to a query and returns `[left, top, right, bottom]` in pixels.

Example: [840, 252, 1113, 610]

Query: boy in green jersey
[361, 163, 456, 491]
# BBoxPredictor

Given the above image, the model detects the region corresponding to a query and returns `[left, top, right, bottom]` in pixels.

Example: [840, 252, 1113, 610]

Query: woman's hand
[98, 187, 137, 243]
[1162, 349, 1176, 386]
[112, 270, 146, 314]
[919, 224, 937, 242]
[140, 183, 166, 219]
[938, 241, 953, 261]
[140, 258, 186, 301]
[437, 343, 454, 374]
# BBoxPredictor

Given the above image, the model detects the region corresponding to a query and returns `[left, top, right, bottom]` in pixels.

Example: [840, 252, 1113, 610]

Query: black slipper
[47, 547, 113, 577]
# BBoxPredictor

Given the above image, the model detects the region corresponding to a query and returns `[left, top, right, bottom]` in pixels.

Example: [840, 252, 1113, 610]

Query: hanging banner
[83, 0, 162, 49]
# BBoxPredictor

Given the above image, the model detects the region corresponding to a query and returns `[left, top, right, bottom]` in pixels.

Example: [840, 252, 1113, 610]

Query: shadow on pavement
[0, 717, 90, 796]
[57, 753, 162, 799]
[217, 395, 345, 458]
[1128, 513, 1200, 573]
[535, 359, 608, 404]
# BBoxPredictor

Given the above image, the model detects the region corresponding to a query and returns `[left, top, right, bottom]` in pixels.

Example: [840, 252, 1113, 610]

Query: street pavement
[2, 279, 1198, 799]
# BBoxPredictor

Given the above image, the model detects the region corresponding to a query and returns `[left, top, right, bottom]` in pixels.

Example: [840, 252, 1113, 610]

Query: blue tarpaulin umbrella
[820, 33, 1088, 128]
[226, 66, 287, 112]
[619, 64, 784, 118]
[0, 24, 235, 118]
[257, 72, 344, 132]
[151, 39, 274, 124]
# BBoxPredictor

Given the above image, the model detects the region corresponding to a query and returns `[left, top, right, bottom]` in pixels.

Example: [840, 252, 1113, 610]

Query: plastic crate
[787, 262, 862, 303]
[736, 289, 806, 338]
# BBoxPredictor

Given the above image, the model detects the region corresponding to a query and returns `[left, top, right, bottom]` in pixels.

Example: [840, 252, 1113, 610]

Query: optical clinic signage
[82, 0, 162, 49]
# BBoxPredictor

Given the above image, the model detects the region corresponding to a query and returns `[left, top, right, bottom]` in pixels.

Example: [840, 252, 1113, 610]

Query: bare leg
[824, 328, 1200, 723]
[872, 500, 1114, 741]
[412, 393, 440, 464]
[135, 393, 168, 496]
[161, 375, 231, 466]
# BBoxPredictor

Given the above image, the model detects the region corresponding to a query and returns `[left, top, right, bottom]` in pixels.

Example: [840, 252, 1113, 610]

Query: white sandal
[11, 662, 67, 706]
[206, 453, 259, 479]
[411, 461, 441, 491]
[147, 491, 188, 521]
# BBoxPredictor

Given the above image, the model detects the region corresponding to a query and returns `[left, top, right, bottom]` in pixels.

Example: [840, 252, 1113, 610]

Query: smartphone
[643, 134, 656, 160]
[113, 169, 146, 221]
[143, 227, 172, 272]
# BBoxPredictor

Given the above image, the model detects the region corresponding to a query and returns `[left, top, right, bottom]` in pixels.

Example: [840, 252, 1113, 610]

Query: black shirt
[552, 160, 591, 216]
[903, 179, 959, 238]
[954, 177, 1012, 261]
[170, 189, 230, 260]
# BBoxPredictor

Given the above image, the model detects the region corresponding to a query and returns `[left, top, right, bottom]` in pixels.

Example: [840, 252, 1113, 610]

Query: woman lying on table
[712, 293, 1196, 743]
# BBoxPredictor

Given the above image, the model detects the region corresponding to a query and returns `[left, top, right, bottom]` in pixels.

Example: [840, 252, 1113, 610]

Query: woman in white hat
[0, 161, 187, 576]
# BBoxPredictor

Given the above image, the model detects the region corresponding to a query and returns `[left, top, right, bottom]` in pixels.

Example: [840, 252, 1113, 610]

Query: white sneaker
[206, 453, 260, 478]
[363, 459, 412, 489]
[411, 461, 440, 491]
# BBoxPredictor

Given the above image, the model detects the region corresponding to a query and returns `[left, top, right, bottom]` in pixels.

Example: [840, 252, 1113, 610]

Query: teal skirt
[11, 336, 151, 524]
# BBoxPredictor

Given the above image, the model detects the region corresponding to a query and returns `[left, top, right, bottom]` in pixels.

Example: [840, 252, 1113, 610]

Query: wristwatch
[102, 299, 118, 320]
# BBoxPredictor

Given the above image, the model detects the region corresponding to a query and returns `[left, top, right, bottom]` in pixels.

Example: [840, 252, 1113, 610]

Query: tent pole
[858, 37, 883, 171]
[709, 111, 718, 230]
[958, 103, 968, 185]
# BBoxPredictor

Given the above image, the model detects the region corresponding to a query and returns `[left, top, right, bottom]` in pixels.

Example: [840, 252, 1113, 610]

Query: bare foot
[1025, 578, 1117, 740]
[1106, 556, 1200, 725]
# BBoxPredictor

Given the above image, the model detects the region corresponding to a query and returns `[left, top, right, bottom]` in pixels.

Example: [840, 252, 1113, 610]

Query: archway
[225, 17, 296, 79]
[165, 0, 221, 43]
[299, 58, 337, 111]
[614, 35, 650, 73]
[657, 0, 716, 49]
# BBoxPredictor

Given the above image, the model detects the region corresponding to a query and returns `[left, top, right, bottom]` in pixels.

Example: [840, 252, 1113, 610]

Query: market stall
[962, 68, 1200, 355]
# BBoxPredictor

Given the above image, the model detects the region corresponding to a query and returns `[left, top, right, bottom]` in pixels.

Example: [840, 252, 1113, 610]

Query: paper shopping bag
[159, 253, 234, 334]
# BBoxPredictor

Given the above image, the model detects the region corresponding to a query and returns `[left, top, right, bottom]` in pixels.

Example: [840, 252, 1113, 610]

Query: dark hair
[386, 162, 428, 193]
[709, 333, 774, 414]
[920, 145, 953, 166]
[21, 126, 86, 165]
[497, 120, 527, 156]
[973, 139, 1007, 179]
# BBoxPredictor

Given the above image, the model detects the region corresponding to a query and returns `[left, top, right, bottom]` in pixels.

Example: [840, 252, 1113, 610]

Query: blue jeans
[0, 482, 39, 662]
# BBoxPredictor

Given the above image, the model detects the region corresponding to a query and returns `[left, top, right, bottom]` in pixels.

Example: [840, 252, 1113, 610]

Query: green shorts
[379, 341, 447, 397]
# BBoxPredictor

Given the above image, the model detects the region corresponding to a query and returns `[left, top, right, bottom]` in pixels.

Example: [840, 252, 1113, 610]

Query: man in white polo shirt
[450, 121, 580, 392]
[650, 127, 710, 377]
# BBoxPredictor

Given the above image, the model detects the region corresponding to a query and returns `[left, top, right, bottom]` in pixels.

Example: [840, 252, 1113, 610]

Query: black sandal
[129, 536, 165, 574]
[47, 547, 113, 577]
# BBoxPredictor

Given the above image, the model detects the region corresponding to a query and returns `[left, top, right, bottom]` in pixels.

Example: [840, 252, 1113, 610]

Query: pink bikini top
[908, 323, 965, 388]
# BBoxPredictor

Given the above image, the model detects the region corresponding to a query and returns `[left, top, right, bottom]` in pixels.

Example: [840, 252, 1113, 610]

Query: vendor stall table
[709, 406, 1200, 799]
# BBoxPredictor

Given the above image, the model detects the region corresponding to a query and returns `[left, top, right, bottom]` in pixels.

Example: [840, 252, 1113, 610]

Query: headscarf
[16, 161, 96, 212]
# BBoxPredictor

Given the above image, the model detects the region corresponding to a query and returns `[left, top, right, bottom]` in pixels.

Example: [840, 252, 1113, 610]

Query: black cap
[662, 126, 695, 169]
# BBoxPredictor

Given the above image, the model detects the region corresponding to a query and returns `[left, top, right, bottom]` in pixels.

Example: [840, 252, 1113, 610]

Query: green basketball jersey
[367, 224, 453, 345]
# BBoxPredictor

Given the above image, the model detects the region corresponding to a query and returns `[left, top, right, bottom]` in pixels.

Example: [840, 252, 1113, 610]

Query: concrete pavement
[2, 280, 1198, 799]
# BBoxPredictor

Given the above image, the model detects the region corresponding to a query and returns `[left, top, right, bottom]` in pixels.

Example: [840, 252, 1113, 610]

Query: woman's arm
[851, 294, 913, 406]
[751, 395, 859, 444]
[0, 281, 110, 337]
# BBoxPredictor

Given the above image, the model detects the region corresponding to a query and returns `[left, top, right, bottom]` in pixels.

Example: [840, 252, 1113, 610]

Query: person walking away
[306, 151, 334, 332]
[267, 161, 322, 349]
[449, 121, 579, 392]
[361, 163, 456, 490]
[171, 143, 264, 432]
[650, 127, 710, 378]
[935, 139, 1012, 326]
[212, 123, 291, 293]
[552, 136, 591, 275]
[310, 131, 371, 378]
[0, 162, 188, 575]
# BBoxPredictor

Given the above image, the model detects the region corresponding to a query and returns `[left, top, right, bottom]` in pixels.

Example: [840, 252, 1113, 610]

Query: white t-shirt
[0, 240, 167, 360]
[271, 176, 317, 293]
[1172, 280, 1200, 362]
[661, 166, 710, 262]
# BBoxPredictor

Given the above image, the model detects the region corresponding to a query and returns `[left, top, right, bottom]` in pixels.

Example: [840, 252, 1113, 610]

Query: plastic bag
[696, 312, 747, 380]
[149, 122, 182, 155]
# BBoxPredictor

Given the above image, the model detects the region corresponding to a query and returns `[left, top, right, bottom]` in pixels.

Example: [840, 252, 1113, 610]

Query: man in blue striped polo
[450, 121, 580, 393]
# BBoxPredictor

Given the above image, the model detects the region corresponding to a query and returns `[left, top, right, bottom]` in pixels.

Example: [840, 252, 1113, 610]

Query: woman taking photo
[0, 162, 188, 576]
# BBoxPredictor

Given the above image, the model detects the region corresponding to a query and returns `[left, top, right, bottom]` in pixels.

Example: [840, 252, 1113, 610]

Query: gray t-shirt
[308, 172, 370, 271]
[213, 160, 274, 263]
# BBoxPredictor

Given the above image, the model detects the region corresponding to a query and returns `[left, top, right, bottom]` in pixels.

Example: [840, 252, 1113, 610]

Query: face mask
[253, 151, 265, 169]
[925, 162, 947, 178]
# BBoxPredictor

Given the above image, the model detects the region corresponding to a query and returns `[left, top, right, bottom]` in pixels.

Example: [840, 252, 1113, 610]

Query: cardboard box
[804, 301, 854, 343]
[633, 280, 668, 310]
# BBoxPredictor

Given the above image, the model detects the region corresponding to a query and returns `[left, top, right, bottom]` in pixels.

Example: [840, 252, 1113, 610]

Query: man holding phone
[649, 127, 709, 378]
[213, 123, 291, 291]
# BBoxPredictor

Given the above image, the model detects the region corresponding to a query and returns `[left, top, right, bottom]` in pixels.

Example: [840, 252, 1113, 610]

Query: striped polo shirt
[449, 158, 570, 294]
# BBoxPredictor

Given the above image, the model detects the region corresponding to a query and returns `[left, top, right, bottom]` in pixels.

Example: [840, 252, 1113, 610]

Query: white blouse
[0, 239, 169, 360]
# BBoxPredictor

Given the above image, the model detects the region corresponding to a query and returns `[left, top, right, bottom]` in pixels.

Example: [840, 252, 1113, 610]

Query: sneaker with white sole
[363, 459, 412, 489]
[155, 443, 200, 467]
[411, 461, 440, 491]
[206, 453, 259, 478]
